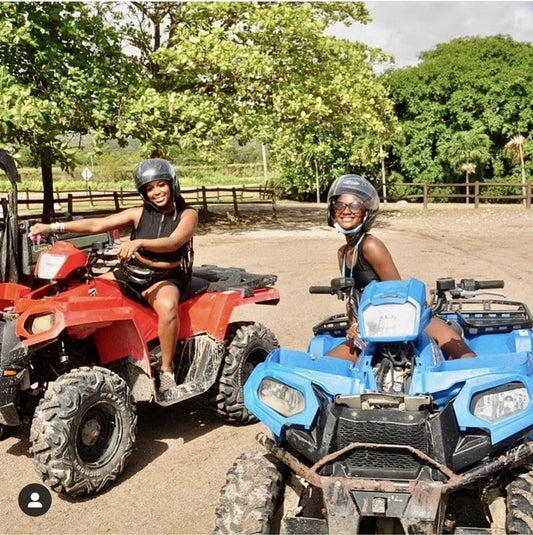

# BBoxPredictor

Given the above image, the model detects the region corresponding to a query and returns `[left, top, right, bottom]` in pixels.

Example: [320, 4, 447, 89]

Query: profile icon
[18, 483, 52, 517]
[28, 492, 43, 509]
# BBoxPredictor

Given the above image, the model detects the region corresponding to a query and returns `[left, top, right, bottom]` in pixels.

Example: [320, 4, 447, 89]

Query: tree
[114, 2, 399, 197]
[438, 128, 491, 202]
[0, 2, 138, 220]
[382, 36, 533, 185]
[504, 134, 528, 203]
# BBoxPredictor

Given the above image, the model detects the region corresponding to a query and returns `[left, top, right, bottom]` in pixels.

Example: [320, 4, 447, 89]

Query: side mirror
[0, 150, 21, 185]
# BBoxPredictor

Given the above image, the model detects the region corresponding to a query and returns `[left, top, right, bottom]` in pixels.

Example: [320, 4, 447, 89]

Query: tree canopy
[382, 35, 533, 186]
[114, 1, 398, 197]
[0, 2, 137, 218]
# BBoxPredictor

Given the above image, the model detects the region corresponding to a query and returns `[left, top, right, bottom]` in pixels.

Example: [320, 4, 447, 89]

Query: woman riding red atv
[30, 158, 197, 395]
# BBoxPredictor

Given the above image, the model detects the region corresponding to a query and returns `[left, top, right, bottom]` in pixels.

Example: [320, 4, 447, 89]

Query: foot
[159, 370, 177, 393]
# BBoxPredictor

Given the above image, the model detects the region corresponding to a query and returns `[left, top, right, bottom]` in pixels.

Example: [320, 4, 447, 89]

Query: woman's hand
[29, 223, 50, 238]
[346, 320, 359, 340]
[117, 239, 142, 261]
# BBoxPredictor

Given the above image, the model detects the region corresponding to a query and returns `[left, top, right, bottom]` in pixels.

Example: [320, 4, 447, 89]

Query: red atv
[0, 222, 279, 497]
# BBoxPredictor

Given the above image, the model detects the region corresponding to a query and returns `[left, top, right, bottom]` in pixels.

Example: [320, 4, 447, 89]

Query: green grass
[0, 163, 277, 192]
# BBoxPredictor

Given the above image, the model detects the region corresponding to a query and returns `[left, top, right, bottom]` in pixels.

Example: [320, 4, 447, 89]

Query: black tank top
[131, 198, 194, 278]
[342, 233, 380, 291]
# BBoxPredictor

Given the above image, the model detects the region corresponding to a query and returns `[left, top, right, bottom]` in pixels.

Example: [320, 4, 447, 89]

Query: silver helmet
[326, 174, 379, 233]
[134, 159, 179, 204]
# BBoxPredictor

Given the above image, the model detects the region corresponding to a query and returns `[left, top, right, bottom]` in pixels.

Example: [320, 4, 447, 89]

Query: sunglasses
[333, 201, 365, 213]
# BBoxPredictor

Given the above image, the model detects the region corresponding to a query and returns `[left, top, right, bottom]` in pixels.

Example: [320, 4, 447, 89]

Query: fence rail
[2, 184, 275, 220]
[2, 180, 532, 221]
[389, 181, 532, 208]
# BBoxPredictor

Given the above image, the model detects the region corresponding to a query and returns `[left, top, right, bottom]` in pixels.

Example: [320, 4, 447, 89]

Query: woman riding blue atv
[325, 173, 476, 362]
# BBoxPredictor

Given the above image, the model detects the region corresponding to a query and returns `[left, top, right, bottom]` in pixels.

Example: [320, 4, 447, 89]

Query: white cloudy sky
[328, 1, 533, 68]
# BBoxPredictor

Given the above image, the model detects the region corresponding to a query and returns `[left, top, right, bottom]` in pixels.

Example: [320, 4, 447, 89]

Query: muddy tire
[507, 468, 533, 533]
[214, 450, 286, 534]
[209, 322, 278, 424]
[29, 366, 137, 497]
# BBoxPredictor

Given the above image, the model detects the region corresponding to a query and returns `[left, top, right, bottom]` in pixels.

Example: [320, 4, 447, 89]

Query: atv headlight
[36, 252, 67, 279]
[258, 378, 305, 417]
[472, 382, 530, 423]
[361, 302, 419, 340]
[27, 313, 56, 334]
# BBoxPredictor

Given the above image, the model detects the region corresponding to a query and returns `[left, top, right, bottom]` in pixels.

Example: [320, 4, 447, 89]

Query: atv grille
[333, 408, 429, 479]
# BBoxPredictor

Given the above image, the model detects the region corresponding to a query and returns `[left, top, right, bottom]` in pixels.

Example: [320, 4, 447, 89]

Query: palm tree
[438, 129, 491, 204]
[504, 134, 527, 205]
[460, 162, 476, 204]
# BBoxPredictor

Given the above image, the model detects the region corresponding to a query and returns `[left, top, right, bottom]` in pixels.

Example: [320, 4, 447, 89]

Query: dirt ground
[2, 202, 533, 534]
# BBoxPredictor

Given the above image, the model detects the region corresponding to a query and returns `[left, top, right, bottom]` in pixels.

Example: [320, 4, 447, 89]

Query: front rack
[439, 299, 533, 335]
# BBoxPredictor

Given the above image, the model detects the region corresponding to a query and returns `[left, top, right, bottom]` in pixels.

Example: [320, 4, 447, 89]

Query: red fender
[179, 286, 280, 341]
[0, 282, 31, 310]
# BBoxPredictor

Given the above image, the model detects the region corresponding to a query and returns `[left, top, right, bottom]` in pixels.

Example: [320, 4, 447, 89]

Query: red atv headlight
[35, 253, 67, 279]
[27, 313, 56, 334]
[34, 241, 88, 280]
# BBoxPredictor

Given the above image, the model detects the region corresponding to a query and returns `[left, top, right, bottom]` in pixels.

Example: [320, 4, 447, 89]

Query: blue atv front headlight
[259, 378, 305, 417]
[472, 382, 530, 423]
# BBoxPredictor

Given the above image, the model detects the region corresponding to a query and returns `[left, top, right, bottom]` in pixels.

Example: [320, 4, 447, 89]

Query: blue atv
[214, 276, 533, 534]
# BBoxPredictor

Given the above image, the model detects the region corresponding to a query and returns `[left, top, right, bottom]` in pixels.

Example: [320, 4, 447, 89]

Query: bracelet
[51, 222, 66, 233]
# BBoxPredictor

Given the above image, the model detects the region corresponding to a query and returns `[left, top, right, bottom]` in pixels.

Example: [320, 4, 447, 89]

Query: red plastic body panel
[0, 282, 31, 310]
[179, 287, 280, 340]
[13, 274, 280, 364]
[34, 241, 88, 279]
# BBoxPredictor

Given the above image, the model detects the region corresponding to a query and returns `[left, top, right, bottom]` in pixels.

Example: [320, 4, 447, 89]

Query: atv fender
[16, 297, 149, 363]
[0, 282, 31, 309]
[179, 286, 280, 341]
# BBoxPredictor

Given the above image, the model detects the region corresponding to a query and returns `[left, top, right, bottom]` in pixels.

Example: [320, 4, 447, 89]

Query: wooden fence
[389, 181, 532, 208]
[2, 180, 532, 222]
[5, 184, 275, 220]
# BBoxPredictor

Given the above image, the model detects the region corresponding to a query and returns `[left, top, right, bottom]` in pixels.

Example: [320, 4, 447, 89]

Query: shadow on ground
[196, 203, 402, 235]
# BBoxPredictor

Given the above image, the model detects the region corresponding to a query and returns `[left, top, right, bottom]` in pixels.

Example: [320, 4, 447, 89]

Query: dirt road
[2, 202, 533, 534]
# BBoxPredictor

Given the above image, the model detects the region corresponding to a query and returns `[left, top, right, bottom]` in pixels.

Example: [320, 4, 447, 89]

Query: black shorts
[114, 258, 188, 305]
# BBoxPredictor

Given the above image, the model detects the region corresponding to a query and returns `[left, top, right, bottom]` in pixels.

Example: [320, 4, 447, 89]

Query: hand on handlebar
[29, 223, 49, 238]
[117, 240, 141, 262]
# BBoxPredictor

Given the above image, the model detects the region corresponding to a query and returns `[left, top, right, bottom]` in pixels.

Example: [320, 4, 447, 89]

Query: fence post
[67, 193, 73, 215]
[113, 192, 120, 212]
[271, 188, 276, 218]
[25, 189, 30, 209]
[232, 187, 239, 218]
[474, 182, 479, 209]
[423, 184, 428, 209]
[201, 186, 208, 213]
[526, 183, 531, 209]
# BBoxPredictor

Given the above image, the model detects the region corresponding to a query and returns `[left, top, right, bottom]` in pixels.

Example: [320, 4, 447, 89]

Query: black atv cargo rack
[441, 299, 533, 335]
[193, 265, 277, 298]
[312, 313, 350, 337]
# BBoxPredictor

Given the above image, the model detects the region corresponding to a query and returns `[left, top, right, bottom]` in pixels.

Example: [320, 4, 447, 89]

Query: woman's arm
[30, 207, 141, 236]
[363, 235, 401, 280]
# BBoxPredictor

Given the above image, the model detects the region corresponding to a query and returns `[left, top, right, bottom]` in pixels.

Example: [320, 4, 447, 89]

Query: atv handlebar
[309, 286, 335, 295]
[309, 278, 355, 300]
[459, 279, 504, 292]
[436, 277, 504, 292]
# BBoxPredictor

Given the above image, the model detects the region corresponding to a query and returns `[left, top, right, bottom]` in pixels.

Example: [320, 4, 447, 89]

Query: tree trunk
[40, 146, 55, 223]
